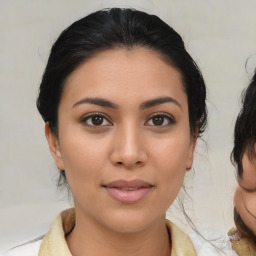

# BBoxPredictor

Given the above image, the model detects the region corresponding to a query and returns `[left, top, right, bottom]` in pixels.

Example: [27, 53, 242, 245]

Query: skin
[234, 151, 256, 235]
[46, 47, 196, 256]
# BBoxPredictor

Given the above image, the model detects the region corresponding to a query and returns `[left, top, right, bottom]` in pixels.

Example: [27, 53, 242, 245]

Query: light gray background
[1, 0, 256, 252]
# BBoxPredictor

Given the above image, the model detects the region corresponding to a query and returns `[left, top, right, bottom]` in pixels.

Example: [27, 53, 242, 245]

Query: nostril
[116, 161, 142, 166]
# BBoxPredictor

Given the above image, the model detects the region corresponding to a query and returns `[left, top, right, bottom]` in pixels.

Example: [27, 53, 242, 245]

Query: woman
[229, 70, 256, 256]
[7, 8, 207, 255]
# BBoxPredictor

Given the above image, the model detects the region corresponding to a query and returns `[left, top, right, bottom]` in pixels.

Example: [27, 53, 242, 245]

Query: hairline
[52, 45, 192, 136]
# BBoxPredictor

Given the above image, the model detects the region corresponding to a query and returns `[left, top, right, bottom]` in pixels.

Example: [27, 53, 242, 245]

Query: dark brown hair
[232, 70, 256, 178]
[231, 69, 256, 245]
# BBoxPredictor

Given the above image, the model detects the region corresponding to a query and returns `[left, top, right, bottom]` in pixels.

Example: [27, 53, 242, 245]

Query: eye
[145, 113, 175, 127]
[80, 113, 112, 127]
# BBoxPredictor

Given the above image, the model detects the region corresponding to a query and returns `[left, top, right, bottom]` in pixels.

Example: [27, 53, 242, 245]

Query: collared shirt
[39, 208, 197, 255]
[7, 208, 198, 256]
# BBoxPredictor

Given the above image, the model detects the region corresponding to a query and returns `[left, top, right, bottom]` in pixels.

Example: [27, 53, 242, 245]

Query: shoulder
[4, 238, 42, 256]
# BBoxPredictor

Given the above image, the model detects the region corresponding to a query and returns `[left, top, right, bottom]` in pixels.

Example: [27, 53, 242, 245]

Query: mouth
[103, 179, 153, 204]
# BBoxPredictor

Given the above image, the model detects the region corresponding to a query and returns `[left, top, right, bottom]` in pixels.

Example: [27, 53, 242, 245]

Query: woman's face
[235, 151, 256, 235]
[46, 47, 196, 233]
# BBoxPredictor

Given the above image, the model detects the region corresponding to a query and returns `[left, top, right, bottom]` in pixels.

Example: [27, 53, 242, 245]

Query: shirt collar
[39, 208, 197, 256]
[228, 228, 255, 256]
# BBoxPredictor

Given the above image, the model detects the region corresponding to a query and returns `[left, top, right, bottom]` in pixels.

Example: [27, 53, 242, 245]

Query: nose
[110, 125, 148, 169]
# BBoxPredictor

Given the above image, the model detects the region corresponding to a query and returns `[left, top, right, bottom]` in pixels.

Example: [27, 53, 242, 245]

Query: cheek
[63, 140, 102, 168]
[235, 189, 256, 234]
[151, 135, 191, 190]
[243, 204, 256, 235]
[58, 129, 111, 185]
[152, 133, 192, 167]
[244, 194, 256, 217]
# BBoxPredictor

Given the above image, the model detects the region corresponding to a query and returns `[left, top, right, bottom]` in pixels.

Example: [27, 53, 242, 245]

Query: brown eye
[145, 114, 175, 127]
[152, 116, 164, 126]
[81, 113, 112, 127]
[91, 115, 104, 125]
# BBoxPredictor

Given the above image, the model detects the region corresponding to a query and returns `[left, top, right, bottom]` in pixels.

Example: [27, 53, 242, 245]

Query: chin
[100, 209, 161, 234]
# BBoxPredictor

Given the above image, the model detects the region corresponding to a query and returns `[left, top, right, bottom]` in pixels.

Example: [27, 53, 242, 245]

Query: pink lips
[104, 179, 153, 204]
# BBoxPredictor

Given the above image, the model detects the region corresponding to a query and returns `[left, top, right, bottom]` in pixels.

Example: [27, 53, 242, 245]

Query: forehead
[61, 47, 187, 107]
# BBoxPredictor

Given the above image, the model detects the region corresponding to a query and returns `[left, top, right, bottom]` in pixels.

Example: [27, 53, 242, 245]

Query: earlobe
[186, 132, 197, 171]
[186, 145, 195, 171]
[45, 122, 65, 170]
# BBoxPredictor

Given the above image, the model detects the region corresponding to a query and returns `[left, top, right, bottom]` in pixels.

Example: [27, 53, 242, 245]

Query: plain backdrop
[1, 0, 256, 252]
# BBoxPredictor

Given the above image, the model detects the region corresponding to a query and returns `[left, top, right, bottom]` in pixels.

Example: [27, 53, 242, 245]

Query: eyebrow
[73, 97, 118, 109]
[72, 96, 182, 110]
[140, 96, 182, 110]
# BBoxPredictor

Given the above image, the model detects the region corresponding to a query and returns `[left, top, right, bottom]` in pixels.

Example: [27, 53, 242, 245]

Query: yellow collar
[39, 208, 197, 256]
[228, 227, 255, 256]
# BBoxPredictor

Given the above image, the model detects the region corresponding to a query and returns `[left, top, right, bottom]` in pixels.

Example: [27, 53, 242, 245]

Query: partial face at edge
[234, 151, 256, 235]
[46, 47, 196, 233]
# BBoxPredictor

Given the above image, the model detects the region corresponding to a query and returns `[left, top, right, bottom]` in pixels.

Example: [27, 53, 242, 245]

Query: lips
[103, 179, 153, 204]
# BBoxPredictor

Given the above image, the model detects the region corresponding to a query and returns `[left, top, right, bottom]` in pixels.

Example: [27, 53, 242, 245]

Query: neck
[66, 209, 171, 256]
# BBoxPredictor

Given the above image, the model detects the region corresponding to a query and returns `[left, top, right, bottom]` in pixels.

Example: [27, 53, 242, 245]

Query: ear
[45, 122, 65, 170]
[186, 129, 198, 171]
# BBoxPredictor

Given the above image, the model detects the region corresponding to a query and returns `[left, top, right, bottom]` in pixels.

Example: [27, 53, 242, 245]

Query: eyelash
[145, 113, 176, 127]
[80, 112, 112, 127]
[80, 112, 176, 128]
